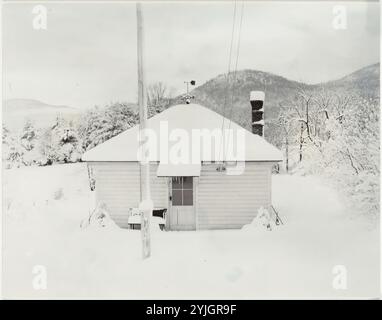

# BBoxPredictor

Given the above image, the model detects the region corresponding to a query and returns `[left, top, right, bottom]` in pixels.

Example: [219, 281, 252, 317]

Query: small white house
[82, 102, 283, 230]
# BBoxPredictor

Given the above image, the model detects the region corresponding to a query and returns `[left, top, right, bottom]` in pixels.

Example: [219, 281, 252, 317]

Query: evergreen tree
[20, 119, 37, 151]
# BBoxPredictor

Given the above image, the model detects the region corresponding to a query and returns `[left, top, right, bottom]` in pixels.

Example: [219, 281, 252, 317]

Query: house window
[172, 177, 193, 206]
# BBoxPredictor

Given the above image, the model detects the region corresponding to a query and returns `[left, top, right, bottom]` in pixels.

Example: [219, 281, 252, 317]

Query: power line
[223, 0, 245, 165]
[217, 0, 238, 169]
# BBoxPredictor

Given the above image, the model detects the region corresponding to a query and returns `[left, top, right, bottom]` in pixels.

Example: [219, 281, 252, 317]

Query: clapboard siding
[90, 162, 168, 228]
[197, 162, 272, 230]
[89, 161, 274, 230]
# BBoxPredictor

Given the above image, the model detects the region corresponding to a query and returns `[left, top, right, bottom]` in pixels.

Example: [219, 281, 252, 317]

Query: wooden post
[136, 2, 151, 259]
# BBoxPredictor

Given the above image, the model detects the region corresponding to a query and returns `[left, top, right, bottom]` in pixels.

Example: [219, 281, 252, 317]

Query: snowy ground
[2, 163, 380, 298]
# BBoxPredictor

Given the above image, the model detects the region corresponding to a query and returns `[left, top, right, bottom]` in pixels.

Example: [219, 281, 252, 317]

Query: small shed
[82, 103, 283, 230]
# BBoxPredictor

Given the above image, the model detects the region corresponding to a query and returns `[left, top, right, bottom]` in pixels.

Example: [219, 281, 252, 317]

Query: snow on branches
[275, 88, 379, 218]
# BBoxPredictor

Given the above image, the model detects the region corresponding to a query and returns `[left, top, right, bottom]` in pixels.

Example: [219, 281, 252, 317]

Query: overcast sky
[3, 1, 379, 109]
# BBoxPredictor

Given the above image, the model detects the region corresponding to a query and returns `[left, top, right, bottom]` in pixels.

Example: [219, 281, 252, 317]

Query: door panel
[169, 177, 196, 230]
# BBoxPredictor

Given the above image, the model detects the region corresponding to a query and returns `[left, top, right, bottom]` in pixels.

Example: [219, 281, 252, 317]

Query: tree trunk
[299, 122, 304, 162]
[285, 137, 289, 173]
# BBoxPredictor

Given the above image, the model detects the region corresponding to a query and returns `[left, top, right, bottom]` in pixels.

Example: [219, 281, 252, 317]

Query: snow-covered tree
[276, 106, 299, 173]
[78, 102, 138, 151]
[20, 119, 37, 151]
[38, 117, 82, 165]
[322, 96, 379, 217]
[2, 126, 24, 168]
[276, 88, 379, 218]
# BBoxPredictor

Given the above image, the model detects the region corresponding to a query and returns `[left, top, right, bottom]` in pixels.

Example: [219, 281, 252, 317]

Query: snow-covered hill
[187, 63, 380, 130]
[324, 63, 380, 97]
[3, 99, 82, 132]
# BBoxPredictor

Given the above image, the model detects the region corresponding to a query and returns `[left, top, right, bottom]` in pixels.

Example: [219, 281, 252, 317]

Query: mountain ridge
[3, 99, 81, 132]
[3, 62, 379, 132]
[189, 62, 379, 129]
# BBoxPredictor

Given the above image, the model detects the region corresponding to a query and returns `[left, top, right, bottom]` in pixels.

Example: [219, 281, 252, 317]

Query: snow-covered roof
[82, 104, 283, 162]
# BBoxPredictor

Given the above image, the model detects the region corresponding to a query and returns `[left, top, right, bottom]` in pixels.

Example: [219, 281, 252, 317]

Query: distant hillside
[3, 63, 379, 134]
[190, 70, 309, 129]
[188, 63, 380, 130]
[3, 99, 81, 132]
[323, 63, 380, 97]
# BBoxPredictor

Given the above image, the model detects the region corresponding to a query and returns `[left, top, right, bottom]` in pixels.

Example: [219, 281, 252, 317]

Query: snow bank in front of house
[2, 163, 379, 299]
[242, 206, 274, 231]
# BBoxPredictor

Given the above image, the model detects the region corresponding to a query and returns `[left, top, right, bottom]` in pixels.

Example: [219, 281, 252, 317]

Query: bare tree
[146, 82, 174, 117]
[289, 87, 314, 161]
[147, 82, 170, 106]
[277, 106, 296, 172]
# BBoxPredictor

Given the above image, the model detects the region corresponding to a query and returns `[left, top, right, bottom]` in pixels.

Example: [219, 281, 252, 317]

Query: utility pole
[136, 2, 152, 259]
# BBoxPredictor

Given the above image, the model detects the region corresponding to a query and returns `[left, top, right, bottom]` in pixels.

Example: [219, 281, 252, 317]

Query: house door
[169, 177, 196, 231]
